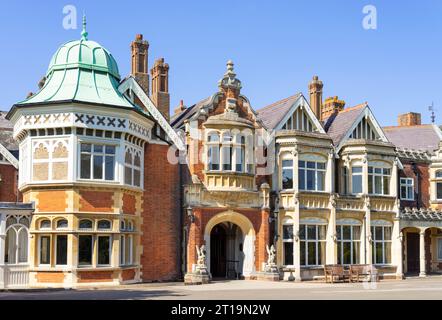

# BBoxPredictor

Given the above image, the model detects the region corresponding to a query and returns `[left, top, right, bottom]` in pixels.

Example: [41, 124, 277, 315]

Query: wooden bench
[324, 265, 350, 283]
[349, 265, 379, 283]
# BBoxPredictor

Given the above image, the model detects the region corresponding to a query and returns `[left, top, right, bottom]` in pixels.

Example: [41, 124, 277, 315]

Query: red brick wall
[79, 190, 114, 212]
[37, 190, 67, 212]
[185, 207, 270, 273]
[399, 160, 430, 208]
[122, 193, 136, 215]
[0, 163, 20, 202]
[141, 143, 180, 281]
[77, 271, 114, 283]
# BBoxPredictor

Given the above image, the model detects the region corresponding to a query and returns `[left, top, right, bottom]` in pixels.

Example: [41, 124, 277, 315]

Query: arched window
[120, 220, 126, 231]
[56, 219, 68, 229]
[79, 219, 93, 230]
[207, 132, 220, 171]
[125, 148, 142, 187]
[97, 220, 112, 230]
[40, 219, 51, 230]
[5, 225, 29, 265]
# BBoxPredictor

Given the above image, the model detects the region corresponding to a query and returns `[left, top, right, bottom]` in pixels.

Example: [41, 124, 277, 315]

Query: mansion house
[1, 21, 442, 288]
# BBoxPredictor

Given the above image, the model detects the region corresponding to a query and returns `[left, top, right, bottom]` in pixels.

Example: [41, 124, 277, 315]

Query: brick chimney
[131, 34, 149, 95]
[174, 100, 187, 115]
[398, 112, 421, 126]
[321, 96, 346, 120]
[151, 58, 170, 122]
[308, 76, 323, 120]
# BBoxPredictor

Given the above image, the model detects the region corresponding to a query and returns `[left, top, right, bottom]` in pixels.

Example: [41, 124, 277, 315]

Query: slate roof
[255, 93, 302, 130]
[383, 124, 441, 153]
[171, 97, 211, 129]
[0, 111, 18, 152]
[323, 103, 366, 146]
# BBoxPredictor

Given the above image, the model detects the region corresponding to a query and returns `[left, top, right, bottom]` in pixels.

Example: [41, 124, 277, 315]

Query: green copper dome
[46, 38, 120, 80]
[16, 17, 133, 109]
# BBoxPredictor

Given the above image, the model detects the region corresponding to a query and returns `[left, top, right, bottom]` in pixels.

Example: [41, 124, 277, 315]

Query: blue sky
[2, 0, 442, 126]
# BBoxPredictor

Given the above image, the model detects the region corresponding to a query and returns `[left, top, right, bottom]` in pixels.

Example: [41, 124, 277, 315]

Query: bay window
[221, 133, 233, 171]
[125, 148, 142, 187]
[97, 236, 111, 266]
[436, 171, 442, 200]
[120, 235, 134, 266]
[337, 223, 361, 265]
[282, 223, 294, 266]
[351, 167, 363, 194]
[368, 166, 390, 195]
[282, 160, 293, 190]
[78, 235, 93, 266]
[39, 235, 51, 265]
[300, 223, 326, 266]
[207, 133, 220, 171]
[371, 223, 392, 265]
[56, 235, 68, 265]
[400, 178, 414, 200]
[234, 136, 245, 172]
[80, 143, 116, 181]
[299, 161, 326, 191]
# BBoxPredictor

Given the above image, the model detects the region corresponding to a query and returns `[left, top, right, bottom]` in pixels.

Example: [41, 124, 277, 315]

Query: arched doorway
[204, 211, 256, 279]
[210, 223, 244, 278]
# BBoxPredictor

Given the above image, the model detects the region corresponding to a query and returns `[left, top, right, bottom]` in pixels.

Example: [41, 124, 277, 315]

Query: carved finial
[81, 14, 88, 41]
[218, 60, 242, 91]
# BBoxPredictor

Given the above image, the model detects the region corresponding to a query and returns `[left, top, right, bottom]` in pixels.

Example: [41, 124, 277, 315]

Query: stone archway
[204, 211, 256, 278]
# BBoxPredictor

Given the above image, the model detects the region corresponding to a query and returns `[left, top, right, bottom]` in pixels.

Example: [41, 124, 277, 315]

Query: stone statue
[196, 245, 207, 268]
[266, 245, 276, 266]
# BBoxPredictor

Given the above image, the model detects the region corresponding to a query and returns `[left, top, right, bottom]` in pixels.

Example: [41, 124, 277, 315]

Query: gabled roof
[383, 124, 442, 153]
[324, 103, 366, 146]
[256, 94, 302, 130]
[171, 97, 211, 129]
[118, 77, 185, 151]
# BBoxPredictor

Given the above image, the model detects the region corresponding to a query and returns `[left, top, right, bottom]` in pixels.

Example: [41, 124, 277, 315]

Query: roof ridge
[257, 93, 301, 113]
[383, 124, 434, 130]
[337, 103, 367, 114]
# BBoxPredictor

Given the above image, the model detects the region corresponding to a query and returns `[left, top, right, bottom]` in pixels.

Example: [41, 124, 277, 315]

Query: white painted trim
[275, 95, 326, 134]
[118, 77, 185, 151]
[0, 142, 18, 169]
[336, 105, 389, 152]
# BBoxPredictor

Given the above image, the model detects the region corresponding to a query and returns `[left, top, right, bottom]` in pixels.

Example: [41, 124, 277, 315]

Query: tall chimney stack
[131, 34, 149, 95]
[309, 76, 323, 120]
[151, 58, 170, 122]
[398, 112, 421, 126]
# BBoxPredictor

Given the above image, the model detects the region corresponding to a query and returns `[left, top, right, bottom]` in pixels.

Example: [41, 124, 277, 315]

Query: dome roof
[15, 17, 134, 109]
[47, 38, 120, 80]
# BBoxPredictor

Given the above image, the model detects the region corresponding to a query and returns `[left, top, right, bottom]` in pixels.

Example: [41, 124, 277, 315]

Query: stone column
[326, 195, 337, 265]
[292, 146, 301, 282]
[363, 196, 372, 265]
[419, 229, 427, 277]
[390, 158, 399, 198]
[392, 219, 404, 279]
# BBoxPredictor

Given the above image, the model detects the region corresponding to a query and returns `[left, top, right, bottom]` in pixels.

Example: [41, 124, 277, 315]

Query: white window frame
[55, 234, 68, 266]
[281, 159, 294, 190]
[371, 222, 392, 265]
[299, 221, 327, 267]
[97, 235, 112, 267]
[368, 166, 391, 196]
[400, 178, 414, 201]
[336, 222, 361, 265]
[299, 160, 326, 192]
[4, 224, 29, 265]
[79, 142, 117, 182]
[38, 234, 52, 266]
[436, 171, 442, 200]
[124, 146, 143, 187]
[78, 234, 94, 267]
[351, 166, 363, 195]
[282, 222, 294, 267]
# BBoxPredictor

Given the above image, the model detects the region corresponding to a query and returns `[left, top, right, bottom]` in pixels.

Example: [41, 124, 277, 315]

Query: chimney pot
[398, 112, 421, 126]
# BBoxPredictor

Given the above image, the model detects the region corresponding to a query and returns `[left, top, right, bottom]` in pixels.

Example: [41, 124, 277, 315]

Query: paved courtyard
[2, 276, 442, 300]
